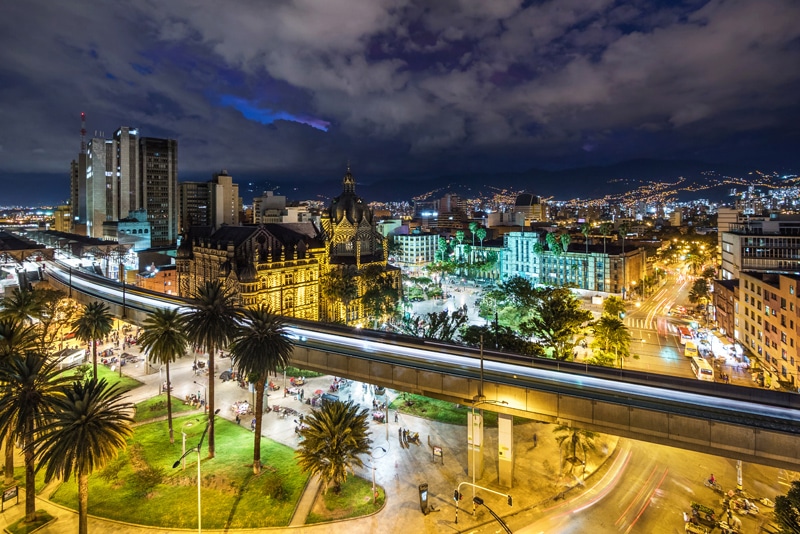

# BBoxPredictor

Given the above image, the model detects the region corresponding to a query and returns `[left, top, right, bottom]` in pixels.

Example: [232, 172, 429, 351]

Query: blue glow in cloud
[219, 95, 329, 132]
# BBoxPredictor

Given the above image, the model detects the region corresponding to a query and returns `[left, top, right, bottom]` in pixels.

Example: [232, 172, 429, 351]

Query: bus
[677, 326, 693, 345]
[690, 356, 714, 381]
[684, 340, 698, 358]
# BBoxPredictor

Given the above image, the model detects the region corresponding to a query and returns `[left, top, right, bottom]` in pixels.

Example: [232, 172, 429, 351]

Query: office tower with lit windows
[81, 127, 178, 246]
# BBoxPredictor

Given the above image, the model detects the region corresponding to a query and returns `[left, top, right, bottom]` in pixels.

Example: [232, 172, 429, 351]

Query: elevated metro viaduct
[45, 265, 800, 486]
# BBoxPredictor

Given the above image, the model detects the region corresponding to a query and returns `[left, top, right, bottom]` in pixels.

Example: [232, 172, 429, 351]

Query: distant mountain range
[246, 158, 763, 204]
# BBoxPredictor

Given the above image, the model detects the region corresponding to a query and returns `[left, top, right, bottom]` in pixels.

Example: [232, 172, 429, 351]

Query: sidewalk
[1, 350, 622, 533]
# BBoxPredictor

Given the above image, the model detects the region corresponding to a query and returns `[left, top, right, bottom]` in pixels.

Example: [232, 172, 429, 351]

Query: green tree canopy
[774, 480, 800, 532]
[602, 295, 626, 318]
[519, 287, 592, 360]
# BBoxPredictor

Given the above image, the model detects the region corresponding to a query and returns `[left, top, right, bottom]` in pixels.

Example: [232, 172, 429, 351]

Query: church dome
[329, 167, 373, 225]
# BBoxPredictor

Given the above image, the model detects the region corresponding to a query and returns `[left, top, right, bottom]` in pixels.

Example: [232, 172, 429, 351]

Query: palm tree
[469, 221, 478, 247]
[138, 308, 188, 443]
[320, 267, 359, 324]
[689, 278, 711, 325]
[36, 379, 133, 534]
[0, 352, 72, 522]
[592, 316, 631, 368]
[560, 233, 572, 285]
[476, 227, 487, 249]
[0, 318, 37, 486]
[295, 400, 372, 494]
[0, 318, 37, 358]
[553, 424, 597, 475]
[546, 233, 563, 285]
[581, 223, 590, 254]
[599, 223, 612, 254]
[0, 286, 43, 325]
[183, 280, 240, 459]
[229, 304, 294, 473]
[71, 301, 114, 380]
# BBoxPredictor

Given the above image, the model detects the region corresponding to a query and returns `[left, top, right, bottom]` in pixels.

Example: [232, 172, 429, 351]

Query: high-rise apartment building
[720, 214, 800, 280]
[178, 171, 242, 232]
[79, 127, 178, 246]
[737, 271, 799, 388]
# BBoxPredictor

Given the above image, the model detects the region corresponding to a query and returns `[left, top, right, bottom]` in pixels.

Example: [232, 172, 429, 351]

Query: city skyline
[1, 0, 799, 205]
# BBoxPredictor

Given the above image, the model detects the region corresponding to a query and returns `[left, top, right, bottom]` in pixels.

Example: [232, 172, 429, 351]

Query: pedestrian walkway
[0, 348, 623, 533]
[289, 474, 321, 526]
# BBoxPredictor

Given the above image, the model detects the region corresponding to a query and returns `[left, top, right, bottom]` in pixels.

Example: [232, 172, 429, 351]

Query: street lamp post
[172, 409, 219, 534]
[369, 446, 387, 504]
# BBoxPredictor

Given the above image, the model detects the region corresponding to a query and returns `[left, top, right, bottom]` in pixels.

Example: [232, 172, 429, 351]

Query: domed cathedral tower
[320, 167, 401, 324]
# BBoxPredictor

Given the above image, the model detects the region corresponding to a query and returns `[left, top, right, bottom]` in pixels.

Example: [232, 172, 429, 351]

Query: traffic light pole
[453, 481, 512, 524]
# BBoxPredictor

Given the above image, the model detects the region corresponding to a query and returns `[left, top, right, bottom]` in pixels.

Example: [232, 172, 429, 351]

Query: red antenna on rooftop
[80, 111, 87, 152]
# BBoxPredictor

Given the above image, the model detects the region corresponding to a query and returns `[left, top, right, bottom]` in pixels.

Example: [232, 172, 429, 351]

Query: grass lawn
[391, 394, 527, 427]
[49, 415, 310, 528]
[5, 510, 55, 534]
[133, 395, 197, 423]
[281, 366, 324, 379]
[10, 465, 49, 495]
[94, 364, 142, 392]
[306, 475, 385, 524]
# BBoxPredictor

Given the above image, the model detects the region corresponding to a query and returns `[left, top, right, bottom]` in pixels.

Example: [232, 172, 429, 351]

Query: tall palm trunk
[24, 433, 35, 521]
[78, 472, 89, 534]
[166, 361, 174, 443]
[4, 437, 14, 486]
[253, 375, 266, 474]
[207, 343, 216, 458]
[91, 339, 98, 380]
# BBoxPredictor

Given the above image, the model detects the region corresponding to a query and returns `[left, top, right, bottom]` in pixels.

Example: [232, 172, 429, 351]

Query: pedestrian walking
[235, 414, 240, 425]
[251, 418, 256, 432]
[398, 428, 402, 443]
[394, 411, 399, 423]
[533, 433, 538, 448]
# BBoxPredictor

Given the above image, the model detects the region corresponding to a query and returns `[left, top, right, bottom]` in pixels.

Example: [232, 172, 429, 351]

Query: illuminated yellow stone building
[319, 168, 402, 324]
[176, 223, 322, 320]
[175, 168, 400, 324]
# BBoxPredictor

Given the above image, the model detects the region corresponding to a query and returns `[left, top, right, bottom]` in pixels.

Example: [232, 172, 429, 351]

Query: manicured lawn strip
[5, 510, 55, 534]
[281, 366, 324, 378]
[391, 394, 528, 427]
[95, 364, 142, 392]
[49, 416, 309, 528]
[306, 476, 384, 524]
[133, 395, 196, 422]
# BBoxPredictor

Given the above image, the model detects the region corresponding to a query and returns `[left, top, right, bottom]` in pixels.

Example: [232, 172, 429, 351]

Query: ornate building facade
[175, 168, 401, 325]
[319, 168, 402, 324]
[176, 223, 322, 320]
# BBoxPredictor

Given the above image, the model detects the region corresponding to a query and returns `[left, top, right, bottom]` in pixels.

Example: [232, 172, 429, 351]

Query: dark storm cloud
[0, 0, 798, 202]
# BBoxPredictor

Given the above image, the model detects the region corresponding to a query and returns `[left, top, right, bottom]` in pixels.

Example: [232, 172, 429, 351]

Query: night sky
[1, 0, 799, 205]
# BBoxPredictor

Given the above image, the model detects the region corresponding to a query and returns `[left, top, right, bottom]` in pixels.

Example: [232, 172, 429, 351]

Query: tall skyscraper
[140, 136, 178, 246]
[79, 126, 178, 246]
